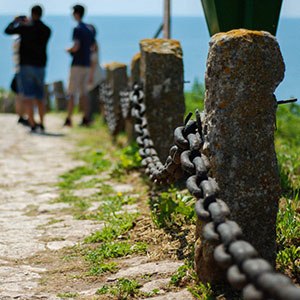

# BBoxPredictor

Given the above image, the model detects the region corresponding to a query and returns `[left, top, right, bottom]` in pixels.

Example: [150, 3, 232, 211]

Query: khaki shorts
[68, 66, 90, 96]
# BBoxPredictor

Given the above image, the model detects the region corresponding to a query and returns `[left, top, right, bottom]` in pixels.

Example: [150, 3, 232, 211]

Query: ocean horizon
[0, 15, 299, 100]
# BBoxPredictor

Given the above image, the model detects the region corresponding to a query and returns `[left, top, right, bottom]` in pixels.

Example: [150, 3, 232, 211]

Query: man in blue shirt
[64, 4, 95, 126]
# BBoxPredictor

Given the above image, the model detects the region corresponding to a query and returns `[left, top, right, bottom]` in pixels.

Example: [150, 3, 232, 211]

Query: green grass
[185, 79, 205, 117]
[85, 241, 147, 264]
[274, 103, 300, 279]
[58, 166, 96, 190]
[111, 142, 142, 179]
[188, 282, 214, 300]
[88, 262, 119, 276]
[149, 188, 195, 229]
[170, 264, 190, 286]
[96, 278, 142, 299]
[57, 291, 79, 298]
[84, 212, 137, 243]
[55, 191, 90, 212]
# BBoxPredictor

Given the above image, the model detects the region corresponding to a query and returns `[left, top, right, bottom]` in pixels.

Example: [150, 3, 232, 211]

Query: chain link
[129, 83, 300, 300]
[120, 89, 131, 119]
[102, 82, 121, 136]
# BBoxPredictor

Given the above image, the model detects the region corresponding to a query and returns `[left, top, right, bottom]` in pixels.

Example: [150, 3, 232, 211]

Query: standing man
[64, 4, 95, 127]
[4, 5, 51, 132]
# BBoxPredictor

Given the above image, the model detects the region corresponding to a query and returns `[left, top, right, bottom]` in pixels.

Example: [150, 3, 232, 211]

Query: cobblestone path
[0, 114, 90, 299]
[0, 114, 194, 300]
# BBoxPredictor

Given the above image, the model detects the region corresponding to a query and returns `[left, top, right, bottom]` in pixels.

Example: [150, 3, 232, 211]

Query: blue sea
[0, 15, 299, 100]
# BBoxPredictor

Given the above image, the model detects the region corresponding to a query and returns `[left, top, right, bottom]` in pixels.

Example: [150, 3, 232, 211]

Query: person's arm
[66, 28, 80, 53]
[66, 41, 80, 53]
[4, 17, 28, 35]
[4, 21, 20, 35]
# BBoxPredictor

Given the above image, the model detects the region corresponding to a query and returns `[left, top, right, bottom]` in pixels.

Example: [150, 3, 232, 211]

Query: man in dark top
[64, 4, 95, 127]
[4, 5, 51, 132]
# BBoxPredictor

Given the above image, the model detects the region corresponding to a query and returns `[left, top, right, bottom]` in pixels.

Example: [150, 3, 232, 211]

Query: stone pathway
[0, 114, 194, 299]
[0, 114, 97, 299]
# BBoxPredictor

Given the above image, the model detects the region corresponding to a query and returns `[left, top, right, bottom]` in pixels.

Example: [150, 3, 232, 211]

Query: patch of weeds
[85, 241, 148, 263]
[58, 166, 96, 190]
[84, 213, 137, 243]
[96, 278, 141, 299]
[46, 219, 64, 226]
[75, 177, 101, 189]
[98, 183, 114, 196]
[57, 291, 79, 298]
[170, 263, 241, 299]
[81, 149, 112, 172]
[188, 282, 214, 300]
[277, 245, 300, 276]
[276, 103, 300, 196]
[56, 192, 90, 209]
[74, 198, 90, 211]
[79, 194, 123, 221]
[81, 192, 137, 221]
[58, 150, 111, 191]
[25, 204, 39, 216]
[277, 195, 300, 247]
[185, 79, 205, 117]
[277, 147, 300, 195]
[88, 262, 119, 276]
[62, 254, 77, 262]
[55, 192, 78, 204]
[170, 264, 190, 286]
[145, 288, 160, 297]
[277, 195, 300, 279]
[150, 188, 195, 229]
[111, 142, 141, 178]
[121, 194, 138, 205]
[276, 103, 300, 147]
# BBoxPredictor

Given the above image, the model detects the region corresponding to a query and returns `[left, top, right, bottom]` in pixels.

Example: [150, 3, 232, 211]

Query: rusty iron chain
[130, 83, 188, 184]
[129, 83, 300, 300]
[102, 82, 121, 136]
[99, 81, 106, 109]
[119, 89, 131, 119]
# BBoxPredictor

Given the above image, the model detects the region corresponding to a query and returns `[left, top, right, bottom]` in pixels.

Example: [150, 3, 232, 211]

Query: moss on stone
[140, 39, 182, 59]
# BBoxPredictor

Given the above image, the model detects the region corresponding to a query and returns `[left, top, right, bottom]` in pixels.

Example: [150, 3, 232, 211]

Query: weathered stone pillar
[44, 84, 51, 112]
[195, 29, 284, 282]
[125, 53, 141, 142]
[99, 65, 108, 118]
[53, 81, 67, 111]
[106, 62, 128, 135]
[140, 39, 185, 161]
[130, 53, 141, 85]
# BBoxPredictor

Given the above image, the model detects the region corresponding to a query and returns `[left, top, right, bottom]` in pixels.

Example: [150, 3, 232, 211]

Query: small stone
[108, 261, 183, 279]
[143, 289, 193, 300]
[140, 278, 170, 293]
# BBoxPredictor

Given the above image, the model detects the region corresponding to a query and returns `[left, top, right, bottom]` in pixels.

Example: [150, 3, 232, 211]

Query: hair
[73, 4, 85, 19]
[31, 5, 43, 18]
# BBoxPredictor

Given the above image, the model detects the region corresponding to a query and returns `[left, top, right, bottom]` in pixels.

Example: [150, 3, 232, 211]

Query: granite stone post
[123, 53, 142, 143]
[195, 29, 285, 283]
[53, 81, 67, 111]
[106, 62, 128, 134]
[99, 65, 108, 118]
[44, 84, 51, 112]
[130, 53, 141, 86]
[140, 39, 185, 161]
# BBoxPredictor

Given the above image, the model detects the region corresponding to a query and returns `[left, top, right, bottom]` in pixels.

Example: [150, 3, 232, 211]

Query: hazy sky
[0, 0, 299, 17]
